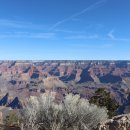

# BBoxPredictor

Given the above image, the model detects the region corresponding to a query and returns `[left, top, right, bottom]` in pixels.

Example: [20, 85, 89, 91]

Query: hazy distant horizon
[0, 60, 130, 62]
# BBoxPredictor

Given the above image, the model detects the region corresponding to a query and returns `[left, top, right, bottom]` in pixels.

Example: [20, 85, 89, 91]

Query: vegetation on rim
[90, 88, 119, 118]
[20, 92, 108, 130]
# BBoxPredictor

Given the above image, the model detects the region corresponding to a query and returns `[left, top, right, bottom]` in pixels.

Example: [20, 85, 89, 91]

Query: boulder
[96, 114, 130, 130]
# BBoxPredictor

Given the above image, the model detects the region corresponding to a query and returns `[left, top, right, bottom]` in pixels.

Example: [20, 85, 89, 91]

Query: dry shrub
[20, 92, 108, 130]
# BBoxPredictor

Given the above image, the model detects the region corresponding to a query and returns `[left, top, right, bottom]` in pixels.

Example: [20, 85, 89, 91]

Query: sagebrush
[20, 92, 108, 130]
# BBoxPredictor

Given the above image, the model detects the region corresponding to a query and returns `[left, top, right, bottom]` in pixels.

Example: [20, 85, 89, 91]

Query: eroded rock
[96, 114, 130, 130]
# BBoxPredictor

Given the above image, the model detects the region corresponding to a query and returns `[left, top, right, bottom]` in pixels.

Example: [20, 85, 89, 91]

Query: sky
[0, 0, 130, 60]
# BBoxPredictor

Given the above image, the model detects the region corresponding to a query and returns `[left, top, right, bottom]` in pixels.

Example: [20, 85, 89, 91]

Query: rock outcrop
[96, 114, 130, 130]
[43, 77, 67, 89]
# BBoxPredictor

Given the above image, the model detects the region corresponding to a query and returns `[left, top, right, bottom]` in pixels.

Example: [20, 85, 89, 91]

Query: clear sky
[0, 0, 130, 60]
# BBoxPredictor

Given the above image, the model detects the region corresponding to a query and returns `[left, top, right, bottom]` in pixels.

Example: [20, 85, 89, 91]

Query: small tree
[20, 92, 108, 130]
[90, 88, 119, 118]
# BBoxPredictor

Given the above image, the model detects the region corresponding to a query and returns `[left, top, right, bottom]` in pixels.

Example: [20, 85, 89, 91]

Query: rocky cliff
[0, 60, 130, 112]
[96, 114, 130, 130]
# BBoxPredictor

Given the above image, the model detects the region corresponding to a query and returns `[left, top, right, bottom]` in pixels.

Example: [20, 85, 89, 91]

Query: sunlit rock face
[43, 76, 67, 89]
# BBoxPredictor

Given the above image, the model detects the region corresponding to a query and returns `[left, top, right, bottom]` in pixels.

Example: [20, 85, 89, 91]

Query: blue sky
[0, 0, 130, 60]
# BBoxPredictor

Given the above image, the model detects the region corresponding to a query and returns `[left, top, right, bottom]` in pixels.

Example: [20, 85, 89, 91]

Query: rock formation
[96, 114, 130, 130]
[0, 60, 130, 113]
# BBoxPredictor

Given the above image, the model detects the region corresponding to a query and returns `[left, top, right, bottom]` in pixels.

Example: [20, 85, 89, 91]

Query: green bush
[4, 111, 21, 130]
[90, 88, 119, 118]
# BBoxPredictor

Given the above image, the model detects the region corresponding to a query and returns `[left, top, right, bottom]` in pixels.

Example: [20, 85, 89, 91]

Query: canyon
[0, 60, 130, 114]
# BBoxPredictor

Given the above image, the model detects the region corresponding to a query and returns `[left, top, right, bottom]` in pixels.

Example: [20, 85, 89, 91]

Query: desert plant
[20, 92, 108, 130]
[4, 111, 21, 130]
[90, 88, 119, 118]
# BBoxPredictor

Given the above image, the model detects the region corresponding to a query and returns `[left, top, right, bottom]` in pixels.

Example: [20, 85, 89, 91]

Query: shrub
[90, 88, 119, 118]
[4, 111, 21, 130]
[20, 92, 108, 130]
